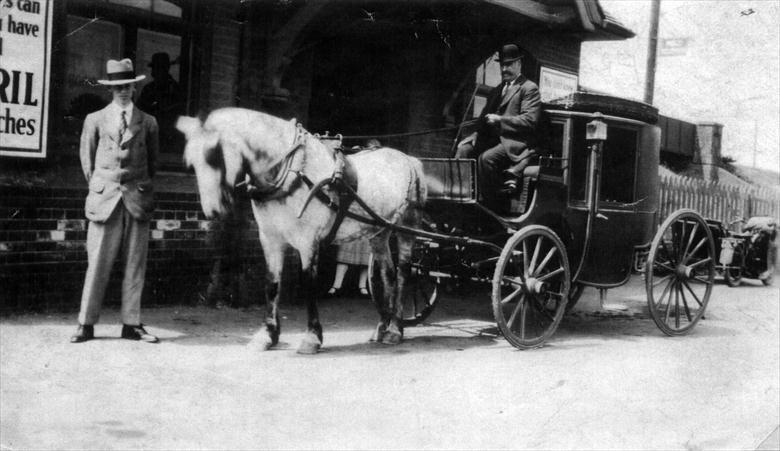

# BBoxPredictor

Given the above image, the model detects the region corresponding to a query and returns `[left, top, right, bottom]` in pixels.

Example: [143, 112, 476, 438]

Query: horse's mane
[179, 107, 298, 166]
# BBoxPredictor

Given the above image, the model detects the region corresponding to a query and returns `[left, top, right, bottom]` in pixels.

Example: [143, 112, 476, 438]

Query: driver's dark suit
[455, 74, 541, 209]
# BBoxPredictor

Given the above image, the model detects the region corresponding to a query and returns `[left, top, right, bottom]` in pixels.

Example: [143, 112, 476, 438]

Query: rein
[338, 119, 478, 141]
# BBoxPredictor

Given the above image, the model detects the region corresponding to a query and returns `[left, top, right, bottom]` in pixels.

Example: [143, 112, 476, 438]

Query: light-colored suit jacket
[80, 104, 159, 222]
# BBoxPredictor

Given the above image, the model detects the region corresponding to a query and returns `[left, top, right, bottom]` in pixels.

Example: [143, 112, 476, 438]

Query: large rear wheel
[492, 226, 570, 349]
[646, 209, 715, 335]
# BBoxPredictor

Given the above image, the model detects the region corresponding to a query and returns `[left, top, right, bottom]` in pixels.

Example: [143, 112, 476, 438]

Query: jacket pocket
[89, 179, 105, 193]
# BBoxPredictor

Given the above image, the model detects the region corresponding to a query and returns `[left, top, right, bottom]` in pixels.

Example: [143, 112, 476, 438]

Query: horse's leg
[251, 245, 284, 351]
[296, 245, 323, 354]
[382, 232, 414, 345]
[368, 231, 397, 343]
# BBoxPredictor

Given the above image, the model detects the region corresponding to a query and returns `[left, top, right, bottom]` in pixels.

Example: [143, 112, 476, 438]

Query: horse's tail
[408, 156, 428, 208]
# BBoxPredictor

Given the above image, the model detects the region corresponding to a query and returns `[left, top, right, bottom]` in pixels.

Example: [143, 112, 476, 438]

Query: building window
[62, 0, 191, 169]
[106, 0, 181, 17]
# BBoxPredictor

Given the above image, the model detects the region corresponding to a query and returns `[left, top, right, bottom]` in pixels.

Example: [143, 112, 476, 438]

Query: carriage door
[567, 118, 647, 286]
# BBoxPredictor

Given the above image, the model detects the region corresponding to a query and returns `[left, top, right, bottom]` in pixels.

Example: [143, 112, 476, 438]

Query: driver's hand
[485, 113, 501, 125]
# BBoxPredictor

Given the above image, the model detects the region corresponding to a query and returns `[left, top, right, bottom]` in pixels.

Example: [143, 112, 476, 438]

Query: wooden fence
[658, 175, 780, 229]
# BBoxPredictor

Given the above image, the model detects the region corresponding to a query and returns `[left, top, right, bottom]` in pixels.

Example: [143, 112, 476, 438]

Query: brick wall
[0, 187, 267, 314]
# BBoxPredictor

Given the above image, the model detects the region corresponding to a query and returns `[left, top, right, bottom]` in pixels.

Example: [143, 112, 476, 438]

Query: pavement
[1, 276, 778, 450]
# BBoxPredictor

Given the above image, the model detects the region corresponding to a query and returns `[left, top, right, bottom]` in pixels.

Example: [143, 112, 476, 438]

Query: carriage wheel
[367, 238, 440, 328]
[646, 209, 715, 336]
[492, 226, 570, 349]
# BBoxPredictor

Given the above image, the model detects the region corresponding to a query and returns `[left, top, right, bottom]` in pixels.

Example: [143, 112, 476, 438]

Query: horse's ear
[176, 116, 203, 139]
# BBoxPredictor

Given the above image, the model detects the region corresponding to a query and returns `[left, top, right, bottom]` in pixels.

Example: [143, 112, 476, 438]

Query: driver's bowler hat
[496, 44, 523, 64]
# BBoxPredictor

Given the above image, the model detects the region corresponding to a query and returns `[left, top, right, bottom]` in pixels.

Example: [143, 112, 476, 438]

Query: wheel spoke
[680, 279, 704, 307]
[653, 274, 675, 308]
[652, 274, 674, 287]
[507, 293, 526, 330]
[682, 221, 700, 262]
[691, 275, 713, 284]
[534, 300, 557, 322]
[535, 247, 557, 277]
[683, 237, 708, 265]
[522, 240, 529, 278]
[663, 281, 676, 322]
[688, 256, 713, 269]
[501, 285, 525, 305]
[679, 285, 693, 322]
[529, 237, 542, 275]
[518, 299, 528, 340]
[536, 266, 565, 282]
[674, 286, 681, 328]
[501, 275, 523, 287]
[655, 260, 676, 273]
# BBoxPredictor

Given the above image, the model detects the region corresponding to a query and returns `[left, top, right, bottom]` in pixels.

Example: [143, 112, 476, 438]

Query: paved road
[1, 276, 778, 450]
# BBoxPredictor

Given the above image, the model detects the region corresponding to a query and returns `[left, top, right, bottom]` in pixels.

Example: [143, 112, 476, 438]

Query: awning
[481, 0, 634, 41]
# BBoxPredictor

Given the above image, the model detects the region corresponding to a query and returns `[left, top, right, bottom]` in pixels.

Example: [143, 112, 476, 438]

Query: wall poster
[0, 0, 53, 158]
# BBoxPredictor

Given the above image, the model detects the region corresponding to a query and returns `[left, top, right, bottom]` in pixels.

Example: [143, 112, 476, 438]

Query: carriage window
[569, 120, 589, 201]
[600, 125, 638, 203]
[543, 120, 565, 169]
[567, 119, 638, 204]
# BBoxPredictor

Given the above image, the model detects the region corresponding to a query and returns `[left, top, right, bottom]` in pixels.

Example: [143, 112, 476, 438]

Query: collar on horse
[237, 120, 363, 244]
[237, 121, 309, 198]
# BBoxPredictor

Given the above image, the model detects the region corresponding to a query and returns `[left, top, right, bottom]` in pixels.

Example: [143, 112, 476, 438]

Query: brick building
[0, 0, 632, 312]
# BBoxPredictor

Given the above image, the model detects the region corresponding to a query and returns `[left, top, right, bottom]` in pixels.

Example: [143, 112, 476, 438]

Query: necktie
[501, 82, 509, 96]
[119, 110, 128, 141]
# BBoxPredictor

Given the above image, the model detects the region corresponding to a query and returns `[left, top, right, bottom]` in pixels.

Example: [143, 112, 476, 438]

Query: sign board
[0, 0, 53, 158]
[539, 67, 578, 103]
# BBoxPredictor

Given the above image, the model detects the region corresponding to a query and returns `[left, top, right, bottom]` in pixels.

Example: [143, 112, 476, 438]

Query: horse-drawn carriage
[370, 92, 716, 349]
[178, 92, 717, 353]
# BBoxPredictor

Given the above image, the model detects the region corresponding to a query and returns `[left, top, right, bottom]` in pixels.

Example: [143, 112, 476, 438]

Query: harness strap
[239, 123, 307, 200]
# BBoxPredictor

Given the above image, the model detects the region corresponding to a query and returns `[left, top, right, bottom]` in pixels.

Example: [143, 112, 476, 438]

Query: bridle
[235, 121, 310, 200]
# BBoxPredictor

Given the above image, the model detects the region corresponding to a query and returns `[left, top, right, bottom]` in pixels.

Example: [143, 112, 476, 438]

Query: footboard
[420, 158, 477, 202]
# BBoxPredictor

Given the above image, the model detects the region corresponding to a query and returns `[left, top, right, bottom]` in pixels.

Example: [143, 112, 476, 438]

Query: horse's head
[177, 116, 244, 218]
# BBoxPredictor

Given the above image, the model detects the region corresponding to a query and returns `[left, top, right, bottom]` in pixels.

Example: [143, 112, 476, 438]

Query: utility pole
[644, 0, 661, 104]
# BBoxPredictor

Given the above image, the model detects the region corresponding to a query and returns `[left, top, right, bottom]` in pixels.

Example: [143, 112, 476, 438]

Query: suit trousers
[78, 202, 150, 326]
[456, 141, 509, 207]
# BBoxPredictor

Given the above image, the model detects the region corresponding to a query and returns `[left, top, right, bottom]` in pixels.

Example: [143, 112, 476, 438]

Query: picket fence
[658, 175, 780, 229]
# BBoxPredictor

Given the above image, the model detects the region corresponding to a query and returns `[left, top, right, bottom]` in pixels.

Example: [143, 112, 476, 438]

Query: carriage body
[420, 98, 662, 288]
[394, 93, 717, 348]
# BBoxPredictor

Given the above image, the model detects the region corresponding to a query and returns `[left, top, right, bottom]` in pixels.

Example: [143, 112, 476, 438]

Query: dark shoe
[499, 178, 519, 195]
[121, 324, 159, 343]
[70, 324, 94, 343]
[324, 287, 341, 299]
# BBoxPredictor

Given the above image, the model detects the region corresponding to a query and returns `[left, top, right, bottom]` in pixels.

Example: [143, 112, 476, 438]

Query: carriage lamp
[584, 113, 607, 216]
[586, 113, 608, 141]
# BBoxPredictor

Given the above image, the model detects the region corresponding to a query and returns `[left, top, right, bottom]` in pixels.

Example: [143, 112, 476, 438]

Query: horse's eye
[204, 142, 224, 169]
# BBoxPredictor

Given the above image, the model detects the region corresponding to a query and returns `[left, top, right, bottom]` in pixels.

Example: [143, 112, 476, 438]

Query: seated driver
[455, 43, 542, 209]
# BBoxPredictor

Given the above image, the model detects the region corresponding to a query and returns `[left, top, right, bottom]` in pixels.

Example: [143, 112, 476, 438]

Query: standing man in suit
[71, 58, 160, 343]
[455, 44, 542, 209]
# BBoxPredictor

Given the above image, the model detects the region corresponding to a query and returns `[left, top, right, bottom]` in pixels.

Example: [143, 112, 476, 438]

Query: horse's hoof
[369, 322, 387, 342]
[249, 333, 275, 352]
[296, 333, 322, 355]
[381, 331, 403, 345]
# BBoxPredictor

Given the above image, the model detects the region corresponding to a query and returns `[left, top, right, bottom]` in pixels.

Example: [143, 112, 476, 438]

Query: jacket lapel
[98, 106, 121, 144]
[499, 75, 526, 109]
[120, 107, 143, 147]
